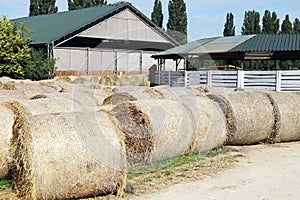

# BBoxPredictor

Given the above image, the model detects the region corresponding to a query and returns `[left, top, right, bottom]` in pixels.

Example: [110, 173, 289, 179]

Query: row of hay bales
[1, 77, 300, 199]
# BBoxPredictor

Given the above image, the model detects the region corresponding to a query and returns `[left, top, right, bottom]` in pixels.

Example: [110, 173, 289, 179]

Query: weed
[0, 180, 12, 191]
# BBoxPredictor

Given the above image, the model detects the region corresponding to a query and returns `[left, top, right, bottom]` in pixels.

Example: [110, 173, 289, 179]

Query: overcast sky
[0, 0, 299, 40]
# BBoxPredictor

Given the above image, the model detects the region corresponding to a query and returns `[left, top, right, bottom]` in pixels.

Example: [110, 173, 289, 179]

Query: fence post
[168, 71, 171, 86]
[158, 70, 161, 85]
[276, 71, 282, 92]
[237, 71, 245, 89]
[185, 71, 188, 87]
[207, 71, 212, 86]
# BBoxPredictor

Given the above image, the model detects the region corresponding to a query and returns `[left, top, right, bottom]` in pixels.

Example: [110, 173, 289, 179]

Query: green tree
[262, 10, 272, 34]
[0, 18, 31, 78]
[68, 0, 107, 10]
[223, 13, 235, 36]
[167, 0, 188, 44]
[293, 18, 300, 33]
[23, 49, 55, 81]
[29, 0, 58, 16]
[272, 12, 280, 33]
[281, 14, 293, 33]
[151, 0, 163, 28]
[241, 10, 261, 35]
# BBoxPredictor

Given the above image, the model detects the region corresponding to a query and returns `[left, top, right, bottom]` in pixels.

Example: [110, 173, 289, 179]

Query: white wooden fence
[154, 70, 300, 92]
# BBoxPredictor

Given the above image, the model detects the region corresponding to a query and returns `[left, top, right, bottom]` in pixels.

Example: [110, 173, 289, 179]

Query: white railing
[154, 70, 300, 92]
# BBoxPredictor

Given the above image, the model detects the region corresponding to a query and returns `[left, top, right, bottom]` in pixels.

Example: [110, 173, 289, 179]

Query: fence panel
[244, 71, 276, 91]
[281, 71, 300, 92]
[211, 71, 238, 88]
[187, 71, 208, 86]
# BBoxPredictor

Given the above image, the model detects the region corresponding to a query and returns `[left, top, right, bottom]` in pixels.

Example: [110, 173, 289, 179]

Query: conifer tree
[281, 14, 293, 33]
[68, 0, 107, 10]
[241, 10, 261, 35]
[293, 18, 300, 33]
[272, 12, 280, 34]
[29, 0, 58, 16]
[167, 0, 188, 44]
[262, 10, 272, 34]
[151, 0, 163, 28]
[223, 13, 235, 36]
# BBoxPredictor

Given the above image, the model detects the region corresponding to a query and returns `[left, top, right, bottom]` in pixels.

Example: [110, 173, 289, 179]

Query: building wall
[54, 47, 168, 76]
[79, 9, 170, 43]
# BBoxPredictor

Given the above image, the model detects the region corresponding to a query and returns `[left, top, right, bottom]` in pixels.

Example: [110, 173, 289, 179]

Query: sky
[0, 0, 299, 41]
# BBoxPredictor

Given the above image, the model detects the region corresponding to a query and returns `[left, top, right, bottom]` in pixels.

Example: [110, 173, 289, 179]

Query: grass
[0, 180, 12, 191]
[127, 146, 238, 188]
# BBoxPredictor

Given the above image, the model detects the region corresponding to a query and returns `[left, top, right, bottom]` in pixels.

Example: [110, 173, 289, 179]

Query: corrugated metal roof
[12, 3, 177, 46]
[154, 37, 218, 56]
[13, 3, 126, 45]
[230, 34, 300, 52]
[190, 35, 254, 54]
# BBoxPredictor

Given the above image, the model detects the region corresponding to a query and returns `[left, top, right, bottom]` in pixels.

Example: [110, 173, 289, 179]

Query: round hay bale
[110, 102, 154, 165]
[11, 111, 126, 200]
[180, 96, 227, 154]
[0, 105, 14, 179]
[267, 92, 300, 143]
[109, 99, 194, 164]
[208, 91, 274, 145]
[152, 86, 199, 100]
[102, 92, 137, 106]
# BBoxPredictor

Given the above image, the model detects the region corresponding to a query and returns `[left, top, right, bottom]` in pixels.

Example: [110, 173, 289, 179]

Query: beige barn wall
[79, 9, 170, 43]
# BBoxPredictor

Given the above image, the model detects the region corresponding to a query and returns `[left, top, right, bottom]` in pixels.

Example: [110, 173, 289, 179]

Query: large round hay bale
[180, 95, 227, 154]
[0, 105, 14, 179]
[208, 91, 274, 145]
[267, 92, 300, 143]
[11, 111, 126, 200]
[111, 99, 193, 164]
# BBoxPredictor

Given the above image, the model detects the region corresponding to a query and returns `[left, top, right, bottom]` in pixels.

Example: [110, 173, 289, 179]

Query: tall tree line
[223, 10, 300, 35]
[29, 0, 107, 16]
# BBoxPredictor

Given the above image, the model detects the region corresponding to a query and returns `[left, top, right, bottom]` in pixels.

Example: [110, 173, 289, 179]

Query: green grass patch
[0, 180, 12, 191]
[204, 146, 238, 157]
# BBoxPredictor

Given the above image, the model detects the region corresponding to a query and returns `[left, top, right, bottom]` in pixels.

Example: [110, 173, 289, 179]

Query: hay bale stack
[0, 105, 15, 179]
[180, 96, 227, 154]
[267, 92, 300, 142]
[208, 91, 274, 145]
[111, 99, 193, 164]
[11, 111, 126, 200]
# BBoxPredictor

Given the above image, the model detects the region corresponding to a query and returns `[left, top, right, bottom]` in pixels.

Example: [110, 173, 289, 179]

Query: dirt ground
[131, 142, 300, 200]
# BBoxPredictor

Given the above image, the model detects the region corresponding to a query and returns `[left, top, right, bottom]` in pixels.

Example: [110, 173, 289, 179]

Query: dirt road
[131, 142, 300, 200]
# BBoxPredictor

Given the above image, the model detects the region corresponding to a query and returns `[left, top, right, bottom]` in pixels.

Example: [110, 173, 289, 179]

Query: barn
[13, 2, 178, 76]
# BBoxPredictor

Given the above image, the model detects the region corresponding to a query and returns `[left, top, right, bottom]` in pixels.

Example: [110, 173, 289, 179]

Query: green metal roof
[153, 37, 218, 58]
[230, 34, 300, 52]
[12, 3, 177, 46]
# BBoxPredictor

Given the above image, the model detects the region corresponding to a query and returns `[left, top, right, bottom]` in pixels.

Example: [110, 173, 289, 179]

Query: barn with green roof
[13, 2, 178, 76]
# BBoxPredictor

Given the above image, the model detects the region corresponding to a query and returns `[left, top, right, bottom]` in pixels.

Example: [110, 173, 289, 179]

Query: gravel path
[131, 142, 300, 200]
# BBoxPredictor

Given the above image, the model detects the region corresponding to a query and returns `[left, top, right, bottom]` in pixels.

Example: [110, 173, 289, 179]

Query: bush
[0, 17, 56, 80]
[23, 48, 55, 81]
[0, 17, 31, 78]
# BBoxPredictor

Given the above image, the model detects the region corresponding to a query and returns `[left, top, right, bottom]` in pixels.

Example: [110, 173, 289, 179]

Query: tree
[68, 0, 107, 10]
[0, 18, 31, 78]
[281, 14, 293, 33]
[29, 0, 58, 16]
[293, 18, 300, 33]
[223, 13, 235, 36]
[241, 10, 261, 35]
[151, 0, 163, 28]
[23, 49, 55, 81]
[262, 10, 280, 34]
[167, 0, 188, 44]
[262, 10, 272, 34]
[272, 12, 280, 34]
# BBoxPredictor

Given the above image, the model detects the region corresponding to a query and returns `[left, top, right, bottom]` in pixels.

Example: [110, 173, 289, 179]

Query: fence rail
[154, 70, 300, 92]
